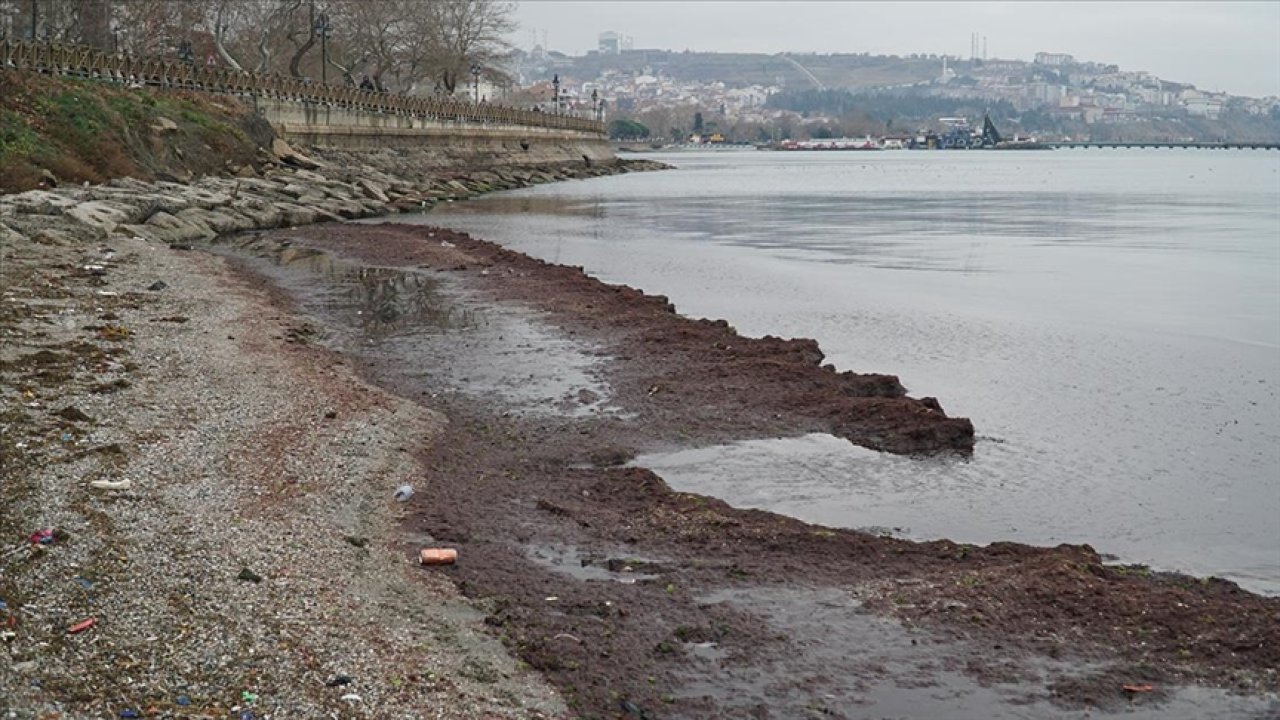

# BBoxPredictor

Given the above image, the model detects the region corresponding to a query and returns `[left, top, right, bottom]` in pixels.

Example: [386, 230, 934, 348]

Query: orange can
[419, 548, 458, 565]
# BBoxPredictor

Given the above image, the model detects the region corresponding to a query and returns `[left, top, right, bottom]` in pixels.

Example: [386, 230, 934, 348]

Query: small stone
[55, 406, 94, 423]
[147, 280, 168, 291]
[237, 568, 263, 583]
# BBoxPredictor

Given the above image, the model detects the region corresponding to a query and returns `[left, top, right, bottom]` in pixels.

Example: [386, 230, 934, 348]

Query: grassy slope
[0, 71, 274, 193]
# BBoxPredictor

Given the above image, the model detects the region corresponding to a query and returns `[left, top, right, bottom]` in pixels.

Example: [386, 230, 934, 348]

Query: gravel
[0, 231, 567, 719]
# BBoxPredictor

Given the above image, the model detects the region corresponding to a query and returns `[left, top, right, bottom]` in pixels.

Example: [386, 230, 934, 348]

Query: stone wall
[255, 97, 613, 165]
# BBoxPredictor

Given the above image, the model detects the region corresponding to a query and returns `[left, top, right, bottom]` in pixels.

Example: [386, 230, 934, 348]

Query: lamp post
[470, 63, 481, 103]
[552, 73, 560, 113]
[591, 89, 599, 121]
[313, 13, 331, 84]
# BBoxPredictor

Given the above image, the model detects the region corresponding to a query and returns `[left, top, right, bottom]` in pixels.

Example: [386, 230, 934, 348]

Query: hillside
[0, 71, 273, 193]
[546, 49, 939, 90]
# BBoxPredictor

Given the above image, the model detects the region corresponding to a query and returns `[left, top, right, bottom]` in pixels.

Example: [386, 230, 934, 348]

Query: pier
[1047, 141, 1280, 150]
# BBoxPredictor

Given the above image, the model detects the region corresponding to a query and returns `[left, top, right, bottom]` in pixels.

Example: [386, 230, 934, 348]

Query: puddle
[684, 586, 1276, 720]
[526, 544, 663, 585]
[210, 235, 619, 419]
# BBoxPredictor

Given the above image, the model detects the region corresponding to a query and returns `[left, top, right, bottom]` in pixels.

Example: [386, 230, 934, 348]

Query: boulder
[176, 207, 256, 235]
[0, 189, 83, 215]
[150, 116, 179, 134]
[271, 138, 323, 170]
[142, 211, 217, 243]
[356, 178, 390, 203]
[65, 200, 143, 233]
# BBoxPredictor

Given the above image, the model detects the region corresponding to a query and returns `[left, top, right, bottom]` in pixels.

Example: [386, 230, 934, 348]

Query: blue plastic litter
[176, 695, 191, 706]
[120, 710, 140, 719]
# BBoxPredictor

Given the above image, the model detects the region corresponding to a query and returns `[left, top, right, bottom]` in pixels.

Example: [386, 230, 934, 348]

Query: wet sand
[219, 222, 1279, 719]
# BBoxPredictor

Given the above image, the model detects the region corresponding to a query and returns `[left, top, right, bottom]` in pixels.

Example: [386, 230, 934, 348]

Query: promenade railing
[0, 39, 605, 135]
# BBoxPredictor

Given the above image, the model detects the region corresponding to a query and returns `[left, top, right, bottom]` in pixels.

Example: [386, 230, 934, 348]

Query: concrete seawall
[256, 98, 613, 166]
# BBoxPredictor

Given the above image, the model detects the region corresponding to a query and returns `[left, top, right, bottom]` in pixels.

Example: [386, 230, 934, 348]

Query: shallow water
[389, 149, 1280, 594]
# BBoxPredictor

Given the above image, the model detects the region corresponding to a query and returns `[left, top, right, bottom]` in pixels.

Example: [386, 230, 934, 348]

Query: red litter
[28, 528, 54, 545]
[67, 617, 97, 634]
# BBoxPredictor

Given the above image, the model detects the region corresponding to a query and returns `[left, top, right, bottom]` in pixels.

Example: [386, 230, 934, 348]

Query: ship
[774, 136, 882, 151]
[982, 114, 1053, 150]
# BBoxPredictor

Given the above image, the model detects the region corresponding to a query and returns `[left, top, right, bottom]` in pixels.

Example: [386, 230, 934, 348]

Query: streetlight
[591, 88, 599, 121]
[313, 12, 331, 84]
[470, 63, 481, 103]
[552, 73, 560, 113]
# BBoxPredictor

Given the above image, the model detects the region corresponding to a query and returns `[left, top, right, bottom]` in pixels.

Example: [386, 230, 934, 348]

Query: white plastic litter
[393, 485, 414, 502]
[89, 479, 132, 490]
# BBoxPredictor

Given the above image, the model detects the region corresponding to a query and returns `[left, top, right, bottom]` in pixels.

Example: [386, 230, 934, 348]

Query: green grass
[0, 109, 40, 162]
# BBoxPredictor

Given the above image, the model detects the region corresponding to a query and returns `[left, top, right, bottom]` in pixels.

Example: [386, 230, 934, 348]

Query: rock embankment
[0, 147, 668, 247]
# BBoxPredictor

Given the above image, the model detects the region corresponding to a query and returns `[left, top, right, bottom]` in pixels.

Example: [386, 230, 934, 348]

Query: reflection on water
[410, 150, 1280, 594]
[212, 234, 617, 420]
[272, 244, 477, 339]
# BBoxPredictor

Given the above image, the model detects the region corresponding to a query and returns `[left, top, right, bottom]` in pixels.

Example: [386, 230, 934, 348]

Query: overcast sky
[511, 2, 1280, 98]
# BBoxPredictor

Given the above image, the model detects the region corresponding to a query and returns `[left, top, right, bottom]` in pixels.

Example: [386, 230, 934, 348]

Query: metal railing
[0, 39, 605, 135]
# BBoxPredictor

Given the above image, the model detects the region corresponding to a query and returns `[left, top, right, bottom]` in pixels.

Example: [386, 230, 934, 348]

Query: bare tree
[432, 0, 515, 94]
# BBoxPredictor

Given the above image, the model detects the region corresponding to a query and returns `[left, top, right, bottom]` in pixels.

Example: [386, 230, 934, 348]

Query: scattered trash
[240, 712, 254, 720]
[176, 695, 191, 706]
[393, 485, 414, 502]
[67, 617, 97, 634]
[28, 528, 55, 545]
[241, 691, 258, 704]
[97, 290, 119, 297]
[0, 599, 7, 611]
[545, 596, 559, 602]
[119, 710, 140, 719]
[419, 548, 457, 565]
[89, 479, 132, 491]
[326, 675, 353, 687]
[75, 577, 93, 589]
[440, 240, 455, 248]
[147, 280, 168, 291]
[237, 568, 263, 583]
[1123, 684, 1155, 693]
[83, 264, 107, 276]
[340, 694, 362, 703]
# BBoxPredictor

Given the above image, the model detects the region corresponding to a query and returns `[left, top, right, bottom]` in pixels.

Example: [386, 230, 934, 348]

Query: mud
[215, 223, 1279, 720]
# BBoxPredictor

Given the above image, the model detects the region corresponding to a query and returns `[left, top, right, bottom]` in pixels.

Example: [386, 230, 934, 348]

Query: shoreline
[220, 222, 1278, 718]
[3, 162, 1277, 718]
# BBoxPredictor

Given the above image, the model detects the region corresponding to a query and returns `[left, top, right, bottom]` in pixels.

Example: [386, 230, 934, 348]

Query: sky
[511, 1, 1280, 98]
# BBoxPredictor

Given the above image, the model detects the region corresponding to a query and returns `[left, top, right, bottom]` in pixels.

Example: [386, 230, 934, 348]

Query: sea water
[386, 149, 1280, 594]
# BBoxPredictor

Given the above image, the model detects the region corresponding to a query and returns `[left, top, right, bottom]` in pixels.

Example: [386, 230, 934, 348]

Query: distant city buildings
[597, 31, 633, 55]
[504, 37, 1278, 135]
[1034, 52, 1075, 66]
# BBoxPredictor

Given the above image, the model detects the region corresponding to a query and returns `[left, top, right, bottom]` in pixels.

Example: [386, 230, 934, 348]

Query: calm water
[392, 149, 1280, 594]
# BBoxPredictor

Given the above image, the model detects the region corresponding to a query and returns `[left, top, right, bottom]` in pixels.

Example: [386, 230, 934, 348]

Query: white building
[1034, 52, 1075, 66]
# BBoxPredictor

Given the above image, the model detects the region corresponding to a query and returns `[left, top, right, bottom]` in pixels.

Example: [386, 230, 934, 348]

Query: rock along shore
[0, 141, 670, 249]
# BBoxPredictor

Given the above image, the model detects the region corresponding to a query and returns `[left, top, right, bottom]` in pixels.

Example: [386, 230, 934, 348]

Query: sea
[386, 148, 1280, 595]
